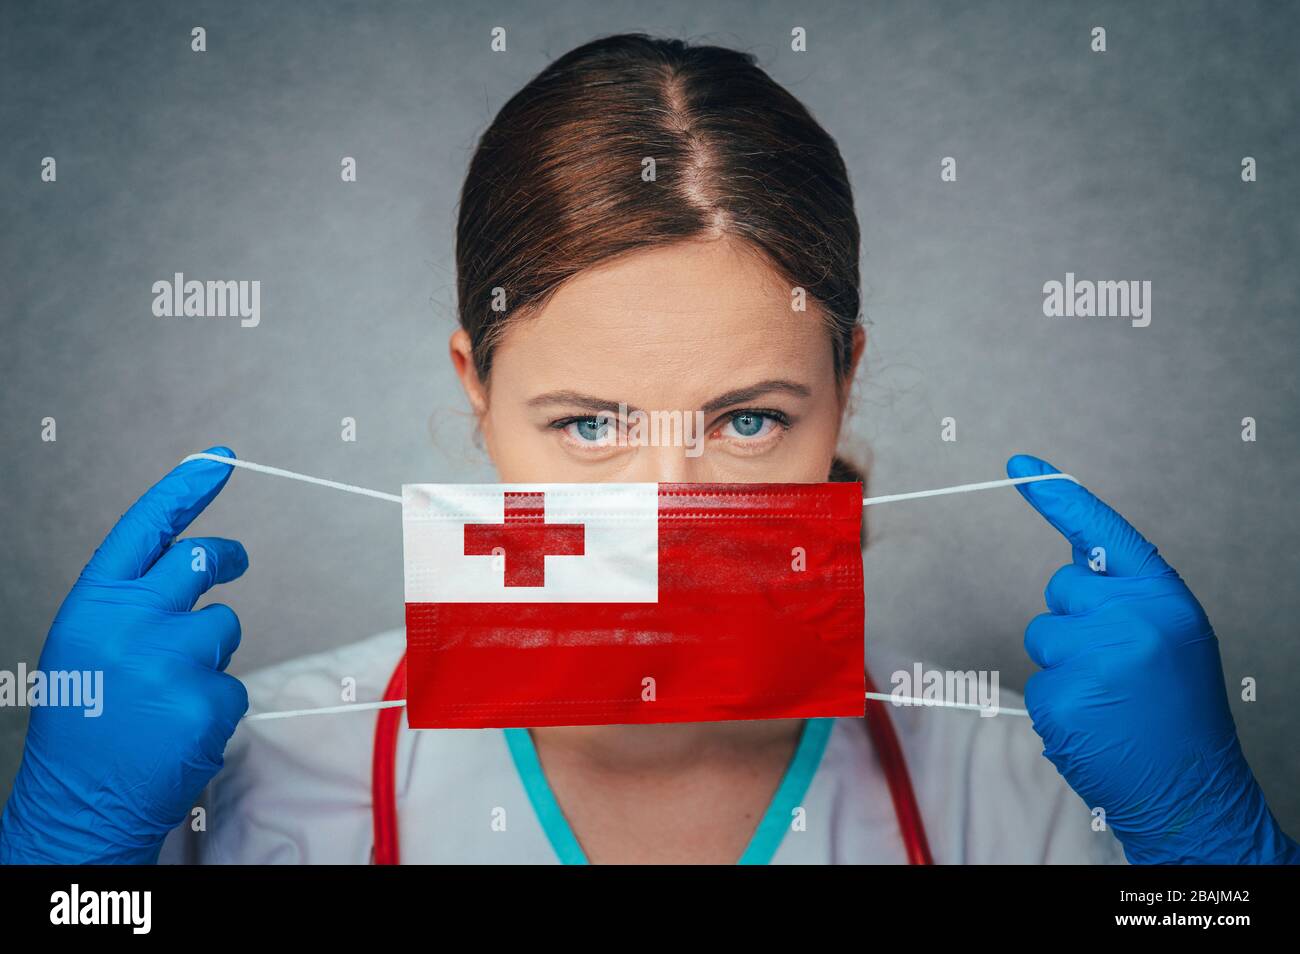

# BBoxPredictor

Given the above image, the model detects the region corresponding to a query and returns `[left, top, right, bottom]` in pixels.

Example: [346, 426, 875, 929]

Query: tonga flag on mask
[401, 482, 865, 728]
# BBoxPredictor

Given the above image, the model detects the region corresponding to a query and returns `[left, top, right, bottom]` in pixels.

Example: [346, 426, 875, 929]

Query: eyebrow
[526, 379, 813, 415]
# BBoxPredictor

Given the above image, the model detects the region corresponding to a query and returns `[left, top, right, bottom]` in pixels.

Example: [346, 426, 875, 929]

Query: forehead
[489, 238, 835, 402]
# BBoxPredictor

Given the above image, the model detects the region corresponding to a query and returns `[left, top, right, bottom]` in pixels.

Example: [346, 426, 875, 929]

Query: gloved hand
[1009, 454, 1298, 865]
[0, 447, 249, 864]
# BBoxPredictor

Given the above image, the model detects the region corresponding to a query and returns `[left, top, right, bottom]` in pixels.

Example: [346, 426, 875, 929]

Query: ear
[449, 329, 489, 416]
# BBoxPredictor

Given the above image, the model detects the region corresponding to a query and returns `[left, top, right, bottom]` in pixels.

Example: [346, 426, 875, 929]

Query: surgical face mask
[180, 453, 1071, 724]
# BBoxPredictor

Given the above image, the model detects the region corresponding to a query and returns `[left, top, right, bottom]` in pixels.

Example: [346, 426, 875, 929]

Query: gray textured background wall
[2, 0, 1298, 831]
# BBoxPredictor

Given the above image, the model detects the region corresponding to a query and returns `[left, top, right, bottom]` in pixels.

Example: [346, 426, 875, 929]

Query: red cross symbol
[463, 492, 585, 587]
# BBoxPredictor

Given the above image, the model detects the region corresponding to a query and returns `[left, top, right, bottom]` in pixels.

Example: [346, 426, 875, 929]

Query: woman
[1, 34, 1294, 865]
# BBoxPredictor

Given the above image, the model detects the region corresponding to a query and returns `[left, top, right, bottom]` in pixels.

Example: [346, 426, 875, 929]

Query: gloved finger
[1007, 454, 1172, 578]
[82, 446, 238, 583]
[1023, 611, 1080, 668]
[208, 671, 250, 736]
[142, 537, 249, 612]
[174, 669, 251, 764]
[1043, 562, 1115, 616]
[171, 603, 243, 671]
[1021, 665, 1070, 741]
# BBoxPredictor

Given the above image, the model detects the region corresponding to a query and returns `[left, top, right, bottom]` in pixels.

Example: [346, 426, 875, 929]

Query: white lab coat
[160, 628, 1126, 864]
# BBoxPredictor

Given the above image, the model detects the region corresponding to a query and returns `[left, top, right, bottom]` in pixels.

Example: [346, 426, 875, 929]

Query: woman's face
[451, 237, 863, 484]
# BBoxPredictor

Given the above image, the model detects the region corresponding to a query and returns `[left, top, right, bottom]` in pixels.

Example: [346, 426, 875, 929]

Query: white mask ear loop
[181, 453, 402, 503]
[179, 454, 1075, 722]
[245, 695, 1029, 720]
[860, 473, 1078, 507]
[180, 452, 1077, 510]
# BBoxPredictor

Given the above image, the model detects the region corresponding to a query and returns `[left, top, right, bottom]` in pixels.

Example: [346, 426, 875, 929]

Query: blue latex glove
[0, 448, 249, 864]
[1009, 454, 1299, 865]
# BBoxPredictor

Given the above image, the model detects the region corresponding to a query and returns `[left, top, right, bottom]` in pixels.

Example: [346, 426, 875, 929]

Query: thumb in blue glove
[1008, 454, 1297, 864]
[0, 447, 249, 864]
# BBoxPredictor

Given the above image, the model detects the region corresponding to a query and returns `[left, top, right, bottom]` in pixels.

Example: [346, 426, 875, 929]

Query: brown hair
[455, 33, 865, 484]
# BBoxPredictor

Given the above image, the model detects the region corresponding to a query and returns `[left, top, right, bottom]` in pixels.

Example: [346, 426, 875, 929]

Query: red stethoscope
[371, 654, 933, 865]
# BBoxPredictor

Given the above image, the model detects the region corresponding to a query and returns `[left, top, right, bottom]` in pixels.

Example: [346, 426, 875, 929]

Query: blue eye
[564, 417, 611, 443]
[721, 411, 780, 440]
